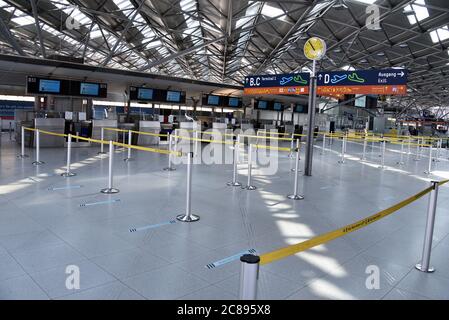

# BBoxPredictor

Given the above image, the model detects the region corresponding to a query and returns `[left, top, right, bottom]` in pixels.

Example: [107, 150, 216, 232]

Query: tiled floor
[0, 133, 449, 300]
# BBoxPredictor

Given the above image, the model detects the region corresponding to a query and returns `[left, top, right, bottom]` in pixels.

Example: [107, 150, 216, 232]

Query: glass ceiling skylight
[404, 0, 429, 25]
[260, 4, 286, 21]
[430, 26, 449, 43]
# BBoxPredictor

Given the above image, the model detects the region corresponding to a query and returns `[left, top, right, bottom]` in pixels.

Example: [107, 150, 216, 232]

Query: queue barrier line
[23, 127, 68, 138]
[259, 179, 449, 266]
[172, 134, 235, 145]
[251, 144, 292, 152]
[182, 129, 235, 137]
[112, 141, 181, 156]
[104, 127, 168, 138]
[241, 134, 295, 141]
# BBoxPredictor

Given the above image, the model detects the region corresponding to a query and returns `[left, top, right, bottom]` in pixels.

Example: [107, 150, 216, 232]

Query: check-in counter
[176, 122, 200, 144]
[284, 125, 294, 134]
[212, 122, 227, 141]
[138, 121, 161, 145]
[92, 120, 118, 142]
[35, 118, 65, 147]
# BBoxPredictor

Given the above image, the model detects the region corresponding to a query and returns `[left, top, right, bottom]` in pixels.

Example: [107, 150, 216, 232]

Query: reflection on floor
[1, 133, 449, 300]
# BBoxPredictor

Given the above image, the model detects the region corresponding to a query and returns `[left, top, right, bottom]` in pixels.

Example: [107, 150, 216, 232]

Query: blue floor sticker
[49, 185, 82, 191]
[80, 199, 121, 207]
[129, 220, 177, 233]
[205, 248, 257, 269]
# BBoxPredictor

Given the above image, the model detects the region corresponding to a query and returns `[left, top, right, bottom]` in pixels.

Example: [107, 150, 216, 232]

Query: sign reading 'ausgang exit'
[244, 69, 408, 96]
[316, 69, 407, 95]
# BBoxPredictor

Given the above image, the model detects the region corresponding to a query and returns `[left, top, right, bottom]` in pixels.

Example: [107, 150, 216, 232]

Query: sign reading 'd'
[244, 73, 310, 95]
[317, 69, 407, 95]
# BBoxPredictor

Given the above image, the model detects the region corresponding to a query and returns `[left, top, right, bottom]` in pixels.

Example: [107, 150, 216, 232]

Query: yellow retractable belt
[259, 180, 449, 265]
[251, 144, 292, 152]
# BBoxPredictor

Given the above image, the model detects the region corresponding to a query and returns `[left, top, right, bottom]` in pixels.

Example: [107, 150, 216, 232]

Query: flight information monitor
[207, 95, 220, 105]
[166, 90, 181, 102]
[273, 102, 283, 111]
[39, 79, 61, 94]
[228, 97, 240, 107]
[27, 76, 107, 97]
[137, 88, 154, 100]
[80, 82, 100, 96]
[257, 100, 268, 109]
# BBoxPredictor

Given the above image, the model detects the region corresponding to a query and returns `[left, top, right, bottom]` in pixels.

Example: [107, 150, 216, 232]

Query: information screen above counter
[27, 76, 107, 98]
[129, 86, 186, 104]
[201, 94, 242, 108]
[254, 100, 285, 111]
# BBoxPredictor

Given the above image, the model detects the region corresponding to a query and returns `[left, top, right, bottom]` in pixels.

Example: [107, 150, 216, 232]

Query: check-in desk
[92, 120, 118, 142]
[138, 121, 161, 145]
[212, 122, 227, 141]
[35, 118, 65, 147]
[175, 122, 199, 145]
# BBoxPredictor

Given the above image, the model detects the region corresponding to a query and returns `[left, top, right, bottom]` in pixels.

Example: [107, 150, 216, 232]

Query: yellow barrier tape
[104, 127, 127, 133]
[112, 141, 180, 156]
[251, 144, 292, 152]
[259, 180, 449, 265]
[130, 129, 168, 137]
[37, 129, 67, 138]
[182, 129, 235, 137]
[173, 135, 234, 145]
[241, 134, 294, 141]
[71, 135, 107, 145]
[23, 127, 36, 132]
[104, 127, 168, 137]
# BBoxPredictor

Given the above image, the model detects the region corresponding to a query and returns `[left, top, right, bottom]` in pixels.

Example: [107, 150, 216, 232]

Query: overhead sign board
[244, 73, 310, 95]
[244, 69, 407, 97]
[316, 69, 407, 95]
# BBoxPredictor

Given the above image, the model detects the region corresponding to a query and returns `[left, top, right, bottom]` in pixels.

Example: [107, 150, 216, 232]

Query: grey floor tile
[0, 275, 49, 300]
[57, 281, 144, 300]
[30, 260, 116, 299]
[122, 265, 210, 299]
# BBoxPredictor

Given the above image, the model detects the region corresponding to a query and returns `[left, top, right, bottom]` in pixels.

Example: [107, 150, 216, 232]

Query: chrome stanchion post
[435, 139, 441, 162]
[288, 133, 294, 158]
[163, 133, 176, 171]
[379, 140, 386, 169]
[227, 140, 241, 187]
[397, 141, 404, 165]
[194, 130, 199, 157]
[291, 139, 300, 172]
[362, 135, 367, 160]
[236, 134, 241, 164]
[101, 141, 119, 194]
[176, 152, 200, 222]
[61, 134, 76, 177]
[32, 129, 44, 165]
[415, 181, 439, 273]
[414, 141, 420, 161]
[98, 127, 106, 154]
[424, 145, 432, 174]
[243, 144, 256, 190]
[239, 254, 260, 300]
[287, 146, 304, 200]
[17, 126, 29, 158]
[124, 130, 133, 162]
[320, 134, 326, 155]
[338, 136, 345, 164]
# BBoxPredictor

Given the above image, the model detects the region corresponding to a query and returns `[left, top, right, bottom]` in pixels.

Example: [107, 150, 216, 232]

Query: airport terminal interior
[1, 0, 449, 301]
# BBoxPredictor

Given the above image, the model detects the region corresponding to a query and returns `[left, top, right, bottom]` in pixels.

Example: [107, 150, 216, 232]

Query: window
[404, 0, 429, 25]
[430, 26, 449, 43]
